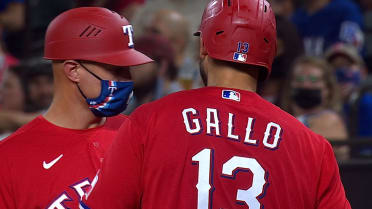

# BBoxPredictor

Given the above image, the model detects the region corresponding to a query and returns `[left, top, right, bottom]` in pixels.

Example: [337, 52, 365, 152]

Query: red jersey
[0, 115, 127, 209]
[83, 87, 350, 209]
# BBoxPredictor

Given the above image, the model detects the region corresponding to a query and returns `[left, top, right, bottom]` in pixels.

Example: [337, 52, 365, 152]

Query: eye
[309, 75, 321, 83]
[295, 76, 305, 83]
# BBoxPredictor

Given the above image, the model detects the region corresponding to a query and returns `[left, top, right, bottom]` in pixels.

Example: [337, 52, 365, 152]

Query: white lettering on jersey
[47, 193, 72, 209]
[84, 170, 99, 200]
[122, 25, 134, 48]
[47, 178, 92, 209]
[304, 37, 324, 56]
[227, 113, 239, 140]
[206, 108, 221, 136]
[244, 117, 258, 146]
[263, 122, 282, 149]
[182, 108, 284, 150]
[71, 179, 91, 199]
[182, 108, 202, 134]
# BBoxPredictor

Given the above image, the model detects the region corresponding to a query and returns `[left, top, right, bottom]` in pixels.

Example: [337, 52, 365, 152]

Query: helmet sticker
[233, 42, 249, 62]
[122, 25, 134, 48]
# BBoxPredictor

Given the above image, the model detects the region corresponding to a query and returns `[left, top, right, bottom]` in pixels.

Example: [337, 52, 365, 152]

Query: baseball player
[82, 0, 351, 209]
[0, 7, 152, 209]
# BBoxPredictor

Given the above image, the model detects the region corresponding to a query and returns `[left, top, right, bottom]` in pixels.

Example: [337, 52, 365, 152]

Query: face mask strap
[75, 61, 103, 100]
[77, 61, 103, 81]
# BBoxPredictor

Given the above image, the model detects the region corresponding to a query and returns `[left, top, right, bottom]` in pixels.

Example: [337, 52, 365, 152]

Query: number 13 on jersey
[192, 149, 268, 209]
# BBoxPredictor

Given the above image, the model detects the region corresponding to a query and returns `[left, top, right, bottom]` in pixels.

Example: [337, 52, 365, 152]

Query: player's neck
[43, 90, 106, 130]
[207, 66, 258, 92]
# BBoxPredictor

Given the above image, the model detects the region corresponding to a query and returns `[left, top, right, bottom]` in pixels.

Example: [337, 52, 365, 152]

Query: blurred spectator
[146, 9, 198, 90]
[259, 15, 304, 105]
[292, 0, 364, 56]
[105, 0, 145, 21]
[0, 0, 24, 31]
[360, 0, 372, 72]
[280, 56, 349, 160]
[267, 0, 295, 18]
[132, 0, 207, 89]
[125, 34, 177, 114]
[0, 0, 25, 58]
[0, 65, 25, 112]
[23, 60, 54, 112]
[0, 25, 18, 82]
[0, 65, 36, 140]
[325, 43, 367, 103]
[0, 60, 53, 140]
[325, 43, 372, 158]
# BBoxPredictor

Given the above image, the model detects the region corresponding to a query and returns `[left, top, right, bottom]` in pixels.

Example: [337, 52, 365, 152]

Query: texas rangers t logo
[122, 25, 134, 48]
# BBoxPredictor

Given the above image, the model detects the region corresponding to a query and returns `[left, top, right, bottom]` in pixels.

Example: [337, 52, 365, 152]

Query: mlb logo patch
[233, 52, 247, 62]
[222, 90, 241, 102]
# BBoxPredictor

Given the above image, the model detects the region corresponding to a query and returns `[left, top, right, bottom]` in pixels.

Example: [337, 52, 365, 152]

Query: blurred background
[0, 0, 371, 208]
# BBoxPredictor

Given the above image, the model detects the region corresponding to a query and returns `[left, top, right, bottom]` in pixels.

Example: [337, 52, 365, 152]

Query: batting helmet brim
[44, 48, 153, 67]
[91, 48, 153, 67]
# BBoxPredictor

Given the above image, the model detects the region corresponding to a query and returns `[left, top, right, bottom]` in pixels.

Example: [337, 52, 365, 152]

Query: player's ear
[199, 37, 208, 60]
[63, 60, 80, 82]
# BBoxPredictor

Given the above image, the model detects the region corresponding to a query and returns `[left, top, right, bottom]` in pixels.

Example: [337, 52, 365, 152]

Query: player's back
[128, 86, 349, 209]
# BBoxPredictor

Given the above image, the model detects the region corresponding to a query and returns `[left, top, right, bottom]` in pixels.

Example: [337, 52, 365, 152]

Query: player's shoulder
[133, 88, 200, 112]
[103, 114, 129, 130]
[257, 96, 329, 146]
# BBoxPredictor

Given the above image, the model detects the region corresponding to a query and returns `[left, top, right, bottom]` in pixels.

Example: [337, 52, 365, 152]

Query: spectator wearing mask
[326, 43, 372, 157]
[325, 43, 367, 105]
[280, 56, 349, 160]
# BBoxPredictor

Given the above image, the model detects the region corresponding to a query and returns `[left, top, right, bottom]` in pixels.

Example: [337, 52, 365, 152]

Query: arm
[316, 140, 351, 209]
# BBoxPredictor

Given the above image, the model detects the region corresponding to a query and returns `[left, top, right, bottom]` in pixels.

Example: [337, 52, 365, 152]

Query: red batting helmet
[44, 7, 152, 66]
[195, 0, 277, 78]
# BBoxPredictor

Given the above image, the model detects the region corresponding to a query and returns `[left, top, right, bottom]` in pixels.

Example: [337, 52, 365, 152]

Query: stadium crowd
[1, 0, 372, 160]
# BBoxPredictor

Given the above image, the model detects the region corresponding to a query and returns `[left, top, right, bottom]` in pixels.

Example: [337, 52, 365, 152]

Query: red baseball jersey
[0, 114, 127, 209]
[83, 87, 351, 209]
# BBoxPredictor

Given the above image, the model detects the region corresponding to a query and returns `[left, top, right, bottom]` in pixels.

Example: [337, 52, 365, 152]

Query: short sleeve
[316, 139, 351, 209]
[82, 118, 144, 209]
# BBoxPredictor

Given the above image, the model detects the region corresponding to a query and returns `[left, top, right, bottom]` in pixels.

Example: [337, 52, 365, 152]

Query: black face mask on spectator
[292, 88, 322, 110]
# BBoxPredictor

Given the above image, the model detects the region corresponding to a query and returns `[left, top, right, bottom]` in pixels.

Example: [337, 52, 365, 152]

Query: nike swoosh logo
[43, 154, 63, 169]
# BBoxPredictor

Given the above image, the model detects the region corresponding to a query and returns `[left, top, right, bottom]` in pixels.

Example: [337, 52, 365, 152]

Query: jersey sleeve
[81, 118, 144, 209]
[316, 138, 351, 209]
[0, 149, 16, 209]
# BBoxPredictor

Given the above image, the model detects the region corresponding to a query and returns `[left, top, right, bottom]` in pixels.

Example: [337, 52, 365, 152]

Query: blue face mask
[335, 67, 361, 86]
[77, 62, 133, 117]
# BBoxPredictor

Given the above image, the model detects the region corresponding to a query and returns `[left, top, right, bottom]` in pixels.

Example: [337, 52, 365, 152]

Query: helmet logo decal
[122, 25, 134, 48]
[233, 42, 249, 62]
